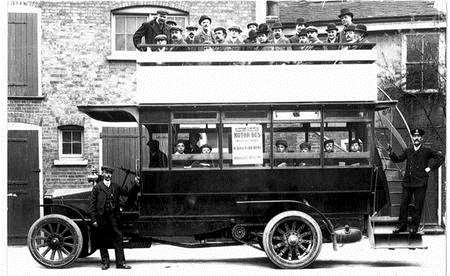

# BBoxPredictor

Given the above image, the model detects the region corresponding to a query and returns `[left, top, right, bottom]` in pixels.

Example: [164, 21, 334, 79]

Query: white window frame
[109, 6, 188, 60]
[401, 31, 445, 93]
[54, 126, 88, 166]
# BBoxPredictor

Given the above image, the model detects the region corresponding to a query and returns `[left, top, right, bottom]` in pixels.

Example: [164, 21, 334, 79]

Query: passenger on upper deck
[154, 34, 168, 51]
[341, 25, 358, 50]
[166, 20, 177, 28]
[289, 18, 307, 50]
[243, 30, 257, 51]
[225, 26, 244, 50]
[305, 26, 324, 50]
[246, 22, 258, 38]
[147, 140, 168, 168]
[270, 22, 291, 51]
[324, 139, 334, 153]
[169, 26, 188, 51]
[194, 15, 215, 48]
[256, 25, 274, 51]
[185, 25, 198, 44]
[213, 27, 228, 51]
[133, 10, 170, 52]
[338, 8, 356, 43]
[355, 24, 371, 49]
[325, 23, 340, 50]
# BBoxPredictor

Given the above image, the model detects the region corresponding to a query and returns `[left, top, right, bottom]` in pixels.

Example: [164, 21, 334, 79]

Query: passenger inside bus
[274, 139, 292, 167]
[324, 139, 334, 153]
[349, 139, 363, 152]
[147, 139, 168, 168]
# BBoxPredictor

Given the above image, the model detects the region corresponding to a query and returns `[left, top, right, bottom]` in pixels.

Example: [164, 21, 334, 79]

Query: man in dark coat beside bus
[388, 128, 444, 234]
[133, 10, 170, 51]
[89, 166, 140, 270]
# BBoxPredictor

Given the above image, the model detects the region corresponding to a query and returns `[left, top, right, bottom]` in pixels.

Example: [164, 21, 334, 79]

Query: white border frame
[7, 5, 42, 97]
[7, 123, 44, 218]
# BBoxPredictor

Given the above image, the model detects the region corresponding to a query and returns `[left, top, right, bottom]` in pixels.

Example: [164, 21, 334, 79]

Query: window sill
[54, 159, 88, 166]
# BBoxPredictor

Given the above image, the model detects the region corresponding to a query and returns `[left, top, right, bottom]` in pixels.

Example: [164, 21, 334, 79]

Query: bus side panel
[139, 168, 373, 236]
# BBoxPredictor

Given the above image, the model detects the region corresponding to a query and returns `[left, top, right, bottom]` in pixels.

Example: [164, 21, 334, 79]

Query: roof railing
[137, 42, 376, 51]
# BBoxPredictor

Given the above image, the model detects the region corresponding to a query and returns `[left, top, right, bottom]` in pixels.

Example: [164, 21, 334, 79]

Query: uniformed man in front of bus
[89, 166, 139, 270]
[388, 128, 444, 234]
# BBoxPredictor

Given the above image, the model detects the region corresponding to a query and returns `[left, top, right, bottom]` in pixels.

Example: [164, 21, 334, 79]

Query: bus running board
[368, 216, 427, 250]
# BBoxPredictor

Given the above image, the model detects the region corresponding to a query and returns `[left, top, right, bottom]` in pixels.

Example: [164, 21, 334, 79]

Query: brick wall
[7, 1, 256, 191]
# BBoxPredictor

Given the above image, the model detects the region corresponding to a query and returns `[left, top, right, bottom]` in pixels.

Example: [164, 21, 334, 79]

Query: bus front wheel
[263, 211, 322, 269]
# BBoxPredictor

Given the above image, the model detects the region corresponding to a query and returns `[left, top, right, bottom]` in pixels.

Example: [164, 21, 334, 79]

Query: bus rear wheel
[263, 211, 322, 269]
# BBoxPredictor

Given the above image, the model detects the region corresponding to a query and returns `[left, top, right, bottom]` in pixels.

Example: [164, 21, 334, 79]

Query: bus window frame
[139, 106, 376, 171]
[272, 109, 322, 169]
[170, 111, 221, 171]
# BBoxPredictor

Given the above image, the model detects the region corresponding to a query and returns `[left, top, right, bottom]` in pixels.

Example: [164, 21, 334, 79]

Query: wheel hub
[287, 234, 299, 246]
[47, 235, 61, 249]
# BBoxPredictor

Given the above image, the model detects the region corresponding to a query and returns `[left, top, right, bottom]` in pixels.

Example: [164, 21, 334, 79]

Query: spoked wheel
[263, 211, 322, 269]
[27, 214, 83, 268]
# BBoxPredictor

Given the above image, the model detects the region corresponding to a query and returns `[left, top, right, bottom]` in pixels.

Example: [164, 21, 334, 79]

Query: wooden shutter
[101, 127, 140, 185]
[8, 13, 38, 97]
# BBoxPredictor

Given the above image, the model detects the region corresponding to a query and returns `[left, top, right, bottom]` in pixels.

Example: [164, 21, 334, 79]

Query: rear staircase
[369, 111, 426, 250]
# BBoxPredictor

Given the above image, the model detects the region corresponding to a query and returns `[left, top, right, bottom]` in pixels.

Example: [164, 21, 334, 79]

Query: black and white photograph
[2, 0, 448, 275]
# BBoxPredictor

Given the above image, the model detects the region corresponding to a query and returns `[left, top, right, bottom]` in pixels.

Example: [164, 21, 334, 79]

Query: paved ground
[6, 235, 447, 276]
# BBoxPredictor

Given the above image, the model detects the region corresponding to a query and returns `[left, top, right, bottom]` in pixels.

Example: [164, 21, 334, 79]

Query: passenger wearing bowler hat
[225, 25, 244, 51]
[341, 25, 358, 50]
[338, 8, 356, 45]
[243, 29, 258, 51]
[270, 22, 291, 51]
[133, 9, 170, 51]
[290, 18, 307, 50]
[354, 24, 371, 49]
[168, 26, 188, 52]
[256, 24, 274, 51]
[213, 27, 228, 51]
[185, 25, 198, 44]
[194, 15, 215, 49]
[325, 23, 340, 49]
[388, 128, 444, 234]
[247, 22, 258, 31]
[296, 29, 311, 50]
[89, 166, 140, 270]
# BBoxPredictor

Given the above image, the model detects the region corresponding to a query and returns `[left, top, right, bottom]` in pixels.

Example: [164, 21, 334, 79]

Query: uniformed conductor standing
[388, 128, 444, 234]
[89, 166, 139, 270]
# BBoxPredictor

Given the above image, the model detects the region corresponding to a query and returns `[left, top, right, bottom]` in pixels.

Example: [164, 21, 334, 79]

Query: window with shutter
[8, 12, 38, 97]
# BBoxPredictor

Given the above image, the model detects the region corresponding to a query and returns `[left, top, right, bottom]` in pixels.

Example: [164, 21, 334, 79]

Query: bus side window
[323, 113, 371, 167]
[171, 123, 219, 169]
[272, 111, 321, 168]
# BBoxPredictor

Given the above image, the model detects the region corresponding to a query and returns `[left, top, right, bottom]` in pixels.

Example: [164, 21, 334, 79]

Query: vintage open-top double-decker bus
[27, 44, 425, 269]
